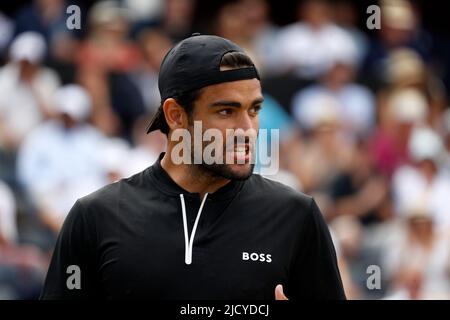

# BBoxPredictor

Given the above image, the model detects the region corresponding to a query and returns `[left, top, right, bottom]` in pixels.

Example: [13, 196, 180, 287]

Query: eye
[218, 108, 234, 116]
[249, 105, 262, 115]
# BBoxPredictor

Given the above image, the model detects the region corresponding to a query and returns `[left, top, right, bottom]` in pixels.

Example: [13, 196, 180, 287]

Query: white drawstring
[180, 193, 209, 265]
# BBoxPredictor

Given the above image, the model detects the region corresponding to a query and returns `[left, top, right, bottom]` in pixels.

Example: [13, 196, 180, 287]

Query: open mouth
[225, 136, 255, 164]
[227, 143, 251, 163]
[234, 144, 249, 158]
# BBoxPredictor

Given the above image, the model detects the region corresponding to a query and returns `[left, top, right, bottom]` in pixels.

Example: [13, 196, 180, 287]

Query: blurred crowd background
[1, 0, 450, 300]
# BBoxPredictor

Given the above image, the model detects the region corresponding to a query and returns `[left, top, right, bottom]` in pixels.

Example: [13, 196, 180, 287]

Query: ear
[162, 98, 189, 132]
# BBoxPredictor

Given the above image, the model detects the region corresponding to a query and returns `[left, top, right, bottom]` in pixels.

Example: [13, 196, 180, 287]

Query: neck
[160, 150, 231, 199]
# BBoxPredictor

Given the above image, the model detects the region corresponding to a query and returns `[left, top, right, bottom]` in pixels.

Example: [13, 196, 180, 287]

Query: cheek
[253, 117, 260, 130]
[201, 116, 230, 134]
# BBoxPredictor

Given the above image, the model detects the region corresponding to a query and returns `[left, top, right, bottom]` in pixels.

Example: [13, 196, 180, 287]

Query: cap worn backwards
[146, 33, 260, 133]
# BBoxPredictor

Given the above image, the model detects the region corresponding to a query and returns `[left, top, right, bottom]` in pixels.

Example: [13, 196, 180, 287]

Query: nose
[235, 111, 256, 131]
[232, 112, 258, 144]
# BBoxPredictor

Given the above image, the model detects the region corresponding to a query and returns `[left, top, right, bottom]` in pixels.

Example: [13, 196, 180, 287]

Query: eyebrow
[209, 97, 264, 108]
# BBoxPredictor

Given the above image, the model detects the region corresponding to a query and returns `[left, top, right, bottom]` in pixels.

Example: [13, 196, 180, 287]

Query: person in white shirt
[382, 208, 450, 300]
[291, 57, 375, 139]
[392, 127, 450, 235]
[273, 0, 359, 79]
[0, 32, 60, 150]
[16, 85, 107, 234]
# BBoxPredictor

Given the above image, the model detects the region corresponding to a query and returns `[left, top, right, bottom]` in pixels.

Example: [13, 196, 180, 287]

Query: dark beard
[198, 163, 255, 181]
[187, 123, 255, 181]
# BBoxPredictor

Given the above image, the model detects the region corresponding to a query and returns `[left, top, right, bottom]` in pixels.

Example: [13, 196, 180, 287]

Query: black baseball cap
[146, 33, 260, 133]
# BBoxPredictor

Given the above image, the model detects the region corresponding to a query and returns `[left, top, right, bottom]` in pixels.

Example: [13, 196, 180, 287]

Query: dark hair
[220, 51, 254, 69]
[160, 51, 255, 135]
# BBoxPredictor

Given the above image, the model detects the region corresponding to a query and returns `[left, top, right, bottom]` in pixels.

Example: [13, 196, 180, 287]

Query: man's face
[187, 78, 263, 180]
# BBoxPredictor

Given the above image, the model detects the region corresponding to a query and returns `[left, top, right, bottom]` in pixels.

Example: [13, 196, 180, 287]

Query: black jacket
[40, 153, 346, 300]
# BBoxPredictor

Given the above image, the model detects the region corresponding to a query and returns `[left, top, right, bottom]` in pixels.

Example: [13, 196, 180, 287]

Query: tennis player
[40, 34, 345, 300]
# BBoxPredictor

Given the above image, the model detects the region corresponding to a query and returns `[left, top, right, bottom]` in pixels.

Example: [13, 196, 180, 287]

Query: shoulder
[76, 124, 106, 140]
[244, 174, 327, 232]
[277, 23, 307, 43]
[19, 121, 61, 148]
[345, 84, 375, 99]
[0, 63, 15, 78]
[246, 173, 313, 211]
[326, 24, 353, 40]
[392, 165, 420, 185]
[292, 85, 324, 105]
[76, 167, 151, 214]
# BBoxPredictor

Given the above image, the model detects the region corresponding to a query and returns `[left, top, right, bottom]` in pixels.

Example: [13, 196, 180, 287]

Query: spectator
[13, 0, 68, 46]
[377, 48, 447, 129]
[16, 85, 106, 234]
[125, 114, 167, 177]
[329, 215, 365, 298]
[286, 94, 353, 199]
[292, 55, 376, 140]
[0, 32, 60, 151]
[391, 126, 450, 234]
[361, 0, 434, 90]
[46, 30, 81, 85]
[123, 0, 163, 22]
[162, 0, 196, 42]
[213, 0, 262, 71]
[76, 0, 144, 138]
[329, 140, 391, 225]
[370, 88, 428, 178]
[98, 124, 165, 181]
[332, 0, 368, 63]
[239, 0, 280, 76]
[382, 207, 450, 299]
[97, 137, 133, 182]
[131, 27, 172, 114]
[274, 0, 358, 79]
